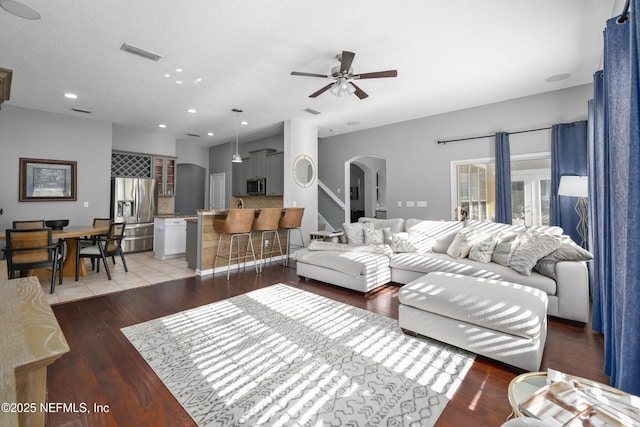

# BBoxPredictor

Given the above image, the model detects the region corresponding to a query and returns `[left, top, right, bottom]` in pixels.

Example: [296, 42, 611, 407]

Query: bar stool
[278, 207, 305, 267]
[213, 209, 258, 280]
[252, 208, 284, 272]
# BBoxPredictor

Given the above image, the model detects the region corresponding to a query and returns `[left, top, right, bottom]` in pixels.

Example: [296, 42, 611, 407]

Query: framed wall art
[19, 158, 77, 201]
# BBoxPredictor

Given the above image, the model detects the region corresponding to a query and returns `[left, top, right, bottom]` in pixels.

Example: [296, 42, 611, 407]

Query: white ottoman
[398, 272, 548, 371]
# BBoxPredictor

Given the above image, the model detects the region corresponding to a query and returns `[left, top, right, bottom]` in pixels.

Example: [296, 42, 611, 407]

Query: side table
[309, 230, 344, 243]
[507, 371, 548, 418]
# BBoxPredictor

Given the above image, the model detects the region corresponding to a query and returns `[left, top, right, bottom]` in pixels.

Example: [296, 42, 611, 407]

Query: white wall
[0, 105, 112, 229]
[319, 84, 593, 221]
[284, 119, 318, 245]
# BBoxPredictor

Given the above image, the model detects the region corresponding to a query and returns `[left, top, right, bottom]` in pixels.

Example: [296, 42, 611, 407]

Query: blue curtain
[494, 132, 512, 224]
[590, 3, 640, 394]
[550, 121, 588, 246]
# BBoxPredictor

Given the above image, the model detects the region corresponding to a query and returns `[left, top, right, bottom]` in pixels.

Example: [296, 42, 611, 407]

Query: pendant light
[231, 108, 243, 163]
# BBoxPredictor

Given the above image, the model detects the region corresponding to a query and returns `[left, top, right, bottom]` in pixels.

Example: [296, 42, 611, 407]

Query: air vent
[304, 108, 321, 115]
[187, 133, 201, 137]
[120, 43, 162, 61]
[71, 107, 91, 114]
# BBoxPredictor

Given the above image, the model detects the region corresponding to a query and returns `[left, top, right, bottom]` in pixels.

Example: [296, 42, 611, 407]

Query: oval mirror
[293, 155, 316, 188]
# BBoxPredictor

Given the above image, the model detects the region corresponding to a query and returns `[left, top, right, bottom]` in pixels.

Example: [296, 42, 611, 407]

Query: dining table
[1, 225, 110, 278]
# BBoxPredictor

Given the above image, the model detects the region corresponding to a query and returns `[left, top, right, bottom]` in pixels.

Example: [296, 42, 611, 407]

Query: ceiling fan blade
[350, 82, 369, 99]
[309, 83, 334, 98]
[353, 70, 398, 79]
[291, 71, 331, 78]
[340, 51, 355, 74]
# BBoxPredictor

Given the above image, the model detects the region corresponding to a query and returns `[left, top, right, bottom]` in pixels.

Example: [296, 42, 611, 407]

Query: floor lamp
[557, 175, 589, 248]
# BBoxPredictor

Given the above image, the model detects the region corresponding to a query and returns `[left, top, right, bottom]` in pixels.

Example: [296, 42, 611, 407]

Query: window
[451, 155, 550, 226]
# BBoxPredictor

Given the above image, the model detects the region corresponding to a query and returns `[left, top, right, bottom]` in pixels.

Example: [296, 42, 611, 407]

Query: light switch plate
[406, 201, 415, 208]
[417, 201, 427, 207]
[83, 201, 89, 208]
[397, 201, 402, 207]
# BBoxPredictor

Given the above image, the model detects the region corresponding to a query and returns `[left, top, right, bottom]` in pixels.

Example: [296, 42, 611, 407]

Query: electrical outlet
[406, 201, 415, 207]
[264, 239, 269, 247]
[84, 201, 89, 208]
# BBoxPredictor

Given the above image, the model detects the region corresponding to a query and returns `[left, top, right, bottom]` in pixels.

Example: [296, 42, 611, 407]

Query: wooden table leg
[61, 238, 87, 277]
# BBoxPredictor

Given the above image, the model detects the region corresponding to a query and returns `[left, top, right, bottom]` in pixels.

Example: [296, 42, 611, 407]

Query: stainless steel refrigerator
[110, 177, 157, 253]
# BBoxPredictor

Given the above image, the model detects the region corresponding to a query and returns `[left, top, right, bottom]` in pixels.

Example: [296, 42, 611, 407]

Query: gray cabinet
[266, 152, 284, 195]
[249, 150, 268, 178]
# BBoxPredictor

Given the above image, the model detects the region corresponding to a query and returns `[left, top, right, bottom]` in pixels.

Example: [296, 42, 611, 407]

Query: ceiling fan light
[330, 83, 340, 95]
[348, 83, 356, 95]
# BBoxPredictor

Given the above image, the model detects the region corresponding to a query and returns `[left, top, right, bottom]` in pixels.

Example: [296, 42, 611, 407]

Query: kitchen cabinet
[232, 158, 250, 196]
[266, 152, 284, 195]
[249, 150, 267, 178]
[154, 156, 176, 196]
[153, 217, 187, 259]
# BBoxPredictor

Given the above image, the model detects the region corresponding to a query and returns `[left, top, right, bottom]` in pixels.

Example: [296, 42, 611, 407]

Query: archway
[344, 155, 387, 224]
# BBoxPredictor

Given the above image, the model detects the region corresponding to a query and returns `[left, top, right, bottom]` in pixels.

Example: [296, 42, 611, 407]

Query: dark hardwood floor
[46, 264, 608, 427]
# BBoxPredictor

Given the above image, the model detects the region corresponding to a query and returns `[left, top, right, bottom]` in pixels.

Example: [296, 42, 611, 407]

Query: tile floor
[36, 252, 195, 306]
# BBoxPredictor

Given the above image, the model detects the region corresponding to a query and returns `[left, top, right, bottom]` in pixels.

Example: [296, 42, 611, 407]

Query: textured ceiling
[0, 0, 622, 147]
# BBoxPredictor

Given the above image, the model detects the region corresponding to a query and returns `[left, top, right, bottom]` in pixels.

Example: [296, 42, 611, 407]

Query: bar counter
[187, 209, 290, 275]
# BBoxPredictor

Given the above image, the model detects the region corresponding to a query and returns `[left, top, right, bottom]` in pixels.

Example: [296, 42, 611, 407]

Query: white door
[209, 173, 225, 209]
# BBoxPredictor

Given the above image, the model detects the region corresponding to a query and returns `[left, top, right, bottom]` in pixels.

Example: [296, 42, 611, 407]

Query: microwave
[247, 178, 266, 195]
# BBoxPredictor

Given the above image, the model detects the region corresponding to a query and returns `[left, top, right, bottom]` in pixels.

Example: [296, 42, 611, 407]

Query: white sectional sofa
[295, 217, 592, 323]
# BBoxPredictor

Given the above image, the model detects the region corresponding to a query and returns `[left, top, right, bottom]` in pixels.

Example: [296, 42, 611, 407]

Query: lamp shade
[557, 175, 588, 198]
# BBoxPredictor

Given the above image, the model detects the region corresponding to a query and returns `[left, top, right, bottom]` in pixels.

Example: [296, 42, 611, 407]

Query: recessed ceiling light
[545, 73, 571, 83]
[186, 108, 196, 114]
[176, 68, 183, 73]
[194, 78, 203, 84]
[207, 132, 214, 136]
[0, 0, 41, 20]
[240, 120, 248, 126]
[158, 124, 167, 128]
[164, 73, 171, 78]
[176, 80, 183, 84]
[64, 93, 78, 99]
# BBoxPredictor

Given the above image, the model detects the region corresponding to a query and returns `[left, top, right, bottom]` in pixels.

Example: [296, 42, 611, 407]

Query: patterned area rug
[121, 284, 475, 426]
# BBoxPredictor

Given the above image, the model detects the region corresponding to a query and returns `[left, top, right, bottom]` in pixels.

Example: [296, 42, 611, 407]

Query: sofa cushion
[295, 247, 390, 278]
[363, 226, 384, 244]
[446, 228, 477, 258]
[534, 237, 593, 279]
[405, 219, 463, 253]
[342, 222, 373, 245]
[509, 230, 562, 275]
[399, 272, 548, 340]
[358, 217, 406, 234]
[468, 234, 498, 263]
[389, 232, 417, 253]
[491, 232, 521, 266]
[390, 252, 557, 295]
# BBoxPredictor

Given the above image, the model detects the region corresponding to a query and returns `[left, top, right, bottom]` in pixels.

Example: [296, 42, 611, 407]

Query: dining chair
[75, 222, 128, 281]
[5, 228, 64, 293]
[80, 218, 112, 271]
[13, 220, 46, 229]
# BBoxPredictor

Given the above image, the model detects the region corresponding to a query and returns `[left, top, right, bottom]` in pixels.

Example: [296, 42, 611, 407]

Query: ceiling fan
[291, 50, 398, 99]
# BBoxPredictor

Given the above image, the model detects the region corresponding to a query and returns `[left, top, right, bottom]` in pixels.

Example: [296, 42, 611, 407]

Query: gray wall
[0, 105, 113, 229]
[177, 140, 210, 208]
[112, 124, 176, 156]
[318, 84, 593, 221]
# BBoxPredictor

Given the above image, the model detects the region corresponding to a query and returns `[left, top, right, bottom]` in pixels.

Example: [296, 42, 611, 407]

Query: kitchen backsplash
[157, 196, 174, 215]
